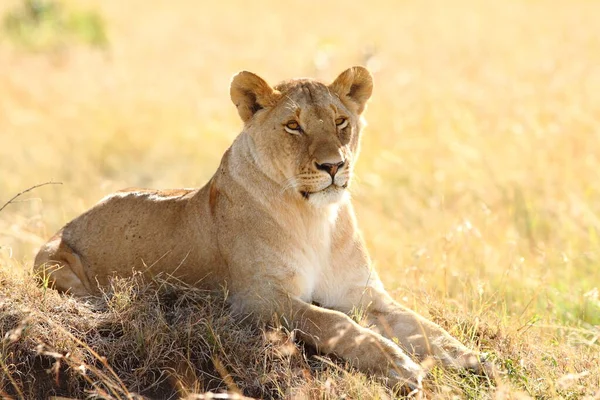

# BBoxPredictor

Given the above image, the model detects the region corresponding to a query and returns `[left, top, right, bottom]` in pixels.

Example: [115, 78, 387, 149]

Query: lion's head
[230, 67, 373, 207]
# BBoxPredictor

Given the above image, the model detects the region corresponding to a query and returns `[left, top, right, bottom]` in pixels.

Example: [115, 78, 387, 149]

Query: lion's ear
[329, 66, 373, 114]
[230, 71, 279, 122]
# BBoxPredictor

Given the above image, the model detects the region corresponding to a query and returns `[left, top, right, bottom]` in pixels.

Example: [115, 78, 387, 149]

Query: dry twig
[0, 182, 62, 214]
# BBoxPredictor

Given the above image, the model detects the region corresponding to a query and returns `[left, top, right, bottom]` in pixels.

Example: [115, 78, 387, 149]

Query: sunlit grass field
[1, 0, 599, 398]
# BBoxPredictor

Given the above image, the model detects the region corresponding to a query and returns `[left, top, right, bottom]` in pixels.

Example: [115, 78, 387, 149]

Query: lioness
[35, 67, 484, 391]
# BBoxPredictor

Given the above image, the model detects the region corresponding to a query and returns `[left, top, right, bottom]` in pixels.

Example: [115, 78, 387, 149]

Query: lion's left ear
[329, 66, 373, 114]
[230, 71, 280, 123]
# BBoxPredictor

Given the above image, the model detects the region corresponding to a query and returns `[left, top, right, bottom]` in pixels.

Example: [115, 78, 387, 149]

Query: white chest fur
[291, 204, 343, 304]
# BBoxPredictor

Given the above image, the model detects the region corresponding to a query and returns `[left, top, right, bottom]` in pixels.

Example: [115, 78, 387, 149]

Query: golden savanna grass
[1, 0, 599, 398]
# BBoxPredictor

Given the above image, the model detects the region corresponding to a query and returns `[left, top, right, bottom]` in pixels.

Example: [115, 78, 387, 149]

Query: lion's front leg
[230, 289, 424, 392]
[343, 285, 486, 373]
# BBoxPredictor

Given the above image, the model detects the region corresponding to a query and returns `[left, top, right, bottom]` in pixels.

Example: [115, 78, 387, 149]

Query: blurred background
[1, 0, 599, 331]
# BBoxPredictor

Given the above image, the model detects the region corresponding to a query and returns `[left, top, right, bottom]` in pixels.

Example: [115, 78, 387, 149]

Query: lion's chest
[288, 207, 344, 305]
[294, 239, 330, 302]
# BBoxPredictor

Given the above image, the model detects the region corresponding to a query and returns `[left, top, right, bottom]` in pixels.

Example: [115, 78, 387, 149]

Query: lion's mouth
[300, 183, 347, 200]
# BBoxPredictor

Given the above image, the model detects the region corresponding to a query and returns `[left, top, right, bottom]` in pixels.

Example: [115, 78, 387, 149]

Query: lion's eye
[284, 121, 302, 134]
[335, 117, 349, 129]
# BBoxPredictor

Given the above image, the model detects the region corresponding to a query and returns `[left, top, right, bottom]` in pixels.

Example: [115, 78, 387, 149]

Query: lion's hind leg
[33, 236, 92, 297]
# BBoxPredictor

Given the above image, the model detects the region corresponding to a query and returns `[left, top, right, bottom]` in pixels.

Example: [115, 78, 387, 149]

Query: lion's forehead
[275, 80, 339, 109]
[274, 79, 326, 93]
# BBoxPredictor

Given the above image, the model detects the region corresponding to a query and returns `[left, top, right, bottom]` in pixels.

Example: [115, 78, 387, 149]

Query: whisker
[279, 170, 344, 195]
[279, 176, 299, 194]
[279, 172, 317, 194]
[284, 95, 299, 110]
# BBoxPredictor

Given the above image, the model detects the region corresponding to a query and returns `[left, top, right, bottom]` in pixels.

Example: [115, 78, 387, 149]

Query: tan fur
[34, 67, 484, 391]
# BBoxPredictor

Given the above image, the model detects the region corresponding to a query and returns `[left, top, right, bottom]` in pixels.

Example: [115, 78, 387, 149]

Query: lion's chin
[301, 185, 349, 207]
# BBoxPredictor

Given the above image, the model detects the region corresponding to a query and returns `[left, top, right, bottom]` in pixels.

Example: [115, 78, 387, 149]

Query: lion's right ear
[230, 71, 279, 123]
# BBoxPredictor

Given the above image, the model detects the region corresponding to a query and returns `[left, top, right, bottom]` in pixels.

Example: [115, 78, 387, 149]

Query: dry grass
[1, 0, 599, 398]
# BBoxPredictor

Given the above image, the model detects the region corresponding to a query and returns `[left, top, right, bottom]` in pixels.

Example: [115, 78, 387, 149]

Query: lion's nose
[315, 160, 345, 177]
